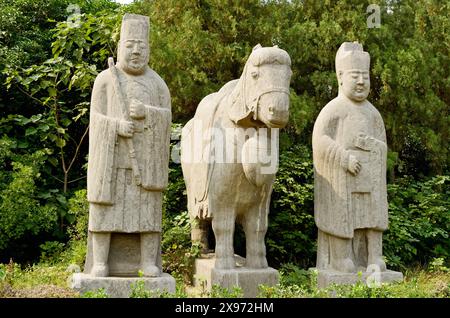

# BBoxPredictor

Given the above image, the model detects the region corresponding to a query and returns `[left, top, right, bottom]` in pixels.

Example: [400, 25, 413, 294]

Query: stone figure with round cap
[312, 42, 403, 287]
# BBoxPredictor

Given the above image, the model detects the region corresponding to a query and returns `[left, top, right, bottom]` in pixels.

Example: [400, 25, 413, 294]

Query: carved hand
[118, 120, 134, 138]
[129, 99, 146, 119]
[348, 154, 361, 175]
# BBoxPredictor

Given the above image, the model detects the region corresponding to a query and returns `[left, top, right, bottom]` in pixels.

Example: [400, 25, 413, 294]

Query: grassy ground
[0, 261, 77, 298]
[1, 260, 449, 298]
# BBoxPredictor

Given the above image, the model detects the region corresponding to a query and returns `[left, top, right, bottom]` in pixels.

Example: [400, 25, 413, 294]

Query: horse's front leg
[212, 208, 236, 269]
[243, 197, 269, 269]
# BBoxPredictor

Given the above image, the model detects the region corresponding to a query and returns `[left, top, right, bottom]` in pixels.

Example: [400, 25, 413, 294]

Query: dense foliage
[0, 0, 448, 272]
[384, 175, 450, 269]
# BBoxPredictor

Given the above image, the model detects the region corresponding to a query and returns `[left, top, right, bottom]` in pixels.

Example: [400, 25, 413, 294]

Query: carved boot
[330, 235, 356, 273]
[91, 232, 111, 277]
[140, 233, 161, 277]
[367, 229, 386, 272]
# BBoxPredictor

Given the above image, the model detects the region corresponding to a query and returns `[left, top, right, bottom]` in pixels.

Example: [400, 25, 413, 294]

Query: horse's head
[229, 44, 292, 128]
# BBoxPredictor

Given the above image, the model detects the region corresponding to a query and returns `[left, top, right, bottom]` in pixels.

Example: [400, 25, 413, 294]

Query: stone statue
[313, 42, 389, 275]
[181, 45, 292, 296]
[84, 13, 171, 279]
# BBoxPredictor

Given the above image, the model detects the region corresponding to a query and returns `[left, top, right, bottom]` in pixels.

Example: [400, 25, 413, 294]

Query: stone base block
[211, 267, 279, 298]
[193, 254, 278, 297]
[317, 269, 403, 289]
[71, 273, 175, 298]
[194, 253, 245, 290]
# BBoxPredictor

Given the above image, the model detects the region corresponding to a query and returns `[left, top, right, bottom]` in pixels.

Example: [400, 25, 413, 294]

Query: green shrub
[0, 137, 59, 260]
[267, 144, 316, 267]
[162, 211, 201, 285]
[384, 175, 450, 269]
[39, 241, 65, 264]
[129, 279, 153, 298]
[67, 189, 89, 242]
[163, 124, 187, 220]
[34, 189, 89, 267]
[279, 263, 312, 287]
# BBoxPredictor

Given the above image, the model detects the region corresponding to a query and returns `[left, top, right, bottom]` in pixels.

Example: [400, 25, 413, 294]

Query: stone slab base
[193, 254, 278, 297]
[211, 267, 279, 298]
[194, 253, 245, 290]
[317, 269, 403, 289]
[71, 273, 175, 298]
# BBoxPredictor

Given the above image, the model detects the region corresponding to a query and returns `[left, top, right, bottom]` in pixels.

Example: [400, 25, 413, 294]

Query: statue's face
[340, 69, 370, 102]
[118, 39, 149, 75]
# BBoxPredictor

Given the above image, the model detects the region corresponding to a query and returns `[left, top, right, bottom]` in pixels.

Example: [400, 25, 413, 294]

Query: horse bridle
[249, 86, 290, 120]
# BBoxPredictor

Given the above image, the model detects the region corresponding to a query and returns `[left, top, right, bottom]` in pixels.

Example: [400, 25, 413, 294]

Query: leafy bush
[279, 263, 313, 287]
[39, 241, 65, 264]
[267, 144, 316, 267]
[129, 279, 152, 298]
[0, 137, 59, 261]
[162, 211, 201, 285]
[384, 175, 450, 269]
[163, 125, 188, 221]
[66, 189, 89, 242]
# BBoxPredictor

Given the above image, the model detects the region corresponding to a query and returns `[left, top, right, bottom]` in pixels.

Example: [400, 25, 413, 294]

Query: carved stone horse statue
[181, 44, 292, 269]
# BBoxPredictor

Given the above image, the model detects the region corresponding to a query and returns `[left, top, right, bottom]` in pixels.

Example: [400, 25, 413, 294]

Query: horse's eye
[251, 71, 258, 79]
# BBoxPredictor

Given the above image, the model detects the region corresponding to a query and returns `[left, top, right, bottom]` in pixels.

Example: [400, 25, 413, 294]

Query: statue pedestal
[316, 269, 403, 289]
[194, 253, 279, 297]
[71, 273, 175, 298]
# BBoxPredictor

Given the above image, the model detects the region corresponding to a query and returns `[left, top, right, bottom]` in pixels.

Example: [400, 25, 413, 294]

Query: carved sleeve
[313, 109, 350, 172]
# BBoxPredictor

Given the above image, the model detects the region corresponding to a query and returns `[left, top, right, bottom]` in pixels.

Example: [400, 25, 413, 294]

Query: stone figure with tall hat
[312, 42, 402, 287]
[71, 13, 175, 297]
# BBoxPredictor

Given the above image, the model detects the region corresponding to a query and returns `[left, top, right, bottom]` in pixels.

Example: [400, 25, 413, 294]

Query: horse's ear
[252, 44, 262, 51]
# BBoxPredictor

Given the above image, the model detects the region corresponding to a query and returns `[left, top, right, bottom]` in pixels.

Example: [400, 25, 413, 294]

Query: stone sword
[108, 57, 142, 186]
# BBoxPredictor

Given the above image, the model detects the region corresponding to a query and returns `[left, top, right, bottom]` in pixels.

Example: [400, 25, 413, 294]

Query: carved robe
[87, 66, 171, 233]
[312, 97, 388, 239]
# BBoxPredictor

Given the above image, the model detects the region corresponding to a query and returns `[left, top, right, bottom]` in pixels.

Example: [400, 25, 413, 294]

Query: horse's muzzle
[266, 104, 289, 128]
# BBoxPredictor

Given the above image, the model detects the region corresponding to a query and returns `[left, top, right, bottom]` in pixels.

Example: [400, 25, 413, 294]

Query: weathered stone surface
[192, 253, 278, 297]
[211, 267, 279, 298]
[312, 42, 400, 280]
[71, 13, 175, 294]
[194, 253, 245, 290]
[71, 273, 175, 298]
[181, 45, 292, 274]
[317, 269, 403, 289]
